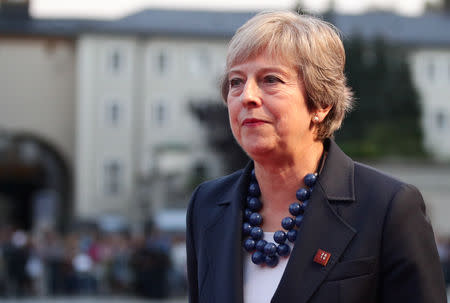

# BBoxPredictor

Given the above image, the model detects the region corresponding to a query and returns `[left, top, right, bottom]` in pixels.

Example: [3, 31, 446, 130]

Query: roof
[331, 11, 450, 47]
[99, 9, 257, 38]
[0, 17, 105, 37]
[0, 9, 449, 46]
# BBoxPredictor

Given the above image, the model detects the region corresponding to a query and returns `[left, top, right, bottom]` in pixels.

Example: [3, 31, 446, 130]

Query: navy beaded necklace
[242, 169, 318, 267]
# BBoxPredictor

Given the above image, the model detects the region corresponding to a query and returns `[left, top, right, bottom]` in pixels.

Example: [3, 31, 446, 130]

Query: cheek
[227, 103, 239, 130]
[227, 102, 242, 141]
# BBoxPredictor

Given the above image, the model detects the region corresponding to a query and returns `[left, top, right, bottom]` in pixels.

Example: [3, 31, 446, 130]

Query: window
[107, 48, 124, 75]
[153, 101, 169, 127]
[436, 111, 446, 131]
[105, 100, 122, 127]
[104, 160, 122, 195]
[157, 51, 167, 74]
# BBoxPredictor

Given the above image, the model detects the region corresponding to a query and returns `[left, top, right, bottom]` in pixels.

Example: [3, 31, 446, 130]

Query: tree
[425, 0, 450, 13]
[335, 36, 425, 158]
[293, 0, 306, 14]
[189, 101, 249, 174]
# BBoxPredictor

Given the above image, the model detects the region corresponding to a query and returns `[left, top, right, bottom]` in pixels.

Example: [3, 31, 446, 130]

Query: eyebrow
[228, 66, 292, 77]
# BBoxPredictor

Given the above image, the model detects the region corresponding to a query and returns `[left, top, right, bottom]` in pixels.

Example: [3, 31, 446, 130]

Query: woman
[186, 11, 446, 303]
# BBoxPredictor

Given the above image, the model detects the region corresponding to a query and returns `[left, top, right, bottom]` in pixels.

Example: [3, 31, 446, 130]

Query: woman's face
[227, 50, 316, 160]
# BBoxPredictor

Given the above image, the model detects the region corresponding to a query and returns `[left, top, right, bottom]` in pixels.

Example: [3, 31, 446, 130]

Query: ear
[312, 105, 332, 123]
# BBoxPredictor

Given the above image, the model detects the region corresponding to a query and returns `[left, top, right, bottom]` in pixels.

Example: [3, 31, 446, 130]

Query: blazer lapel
[272, 139, 357, 303]
[203, 163, 253, 303]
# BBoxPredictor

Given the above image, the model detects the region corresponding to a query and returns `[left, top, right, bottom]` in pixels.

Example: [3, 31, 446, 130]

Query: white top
[243, 232, 294, 303]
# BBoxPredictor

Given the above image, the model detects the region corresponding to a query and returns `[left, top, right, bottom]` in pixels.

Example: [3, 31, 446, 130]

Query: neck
[254, 140, 323, 190]
[254, 140, 324, 230]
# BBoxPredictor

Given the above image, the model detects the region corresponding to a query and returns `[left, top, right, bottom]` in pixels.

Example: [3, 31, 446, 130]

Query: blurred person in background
[108, 232, 133, 293]
[0, 226, 13, 295]
[25, 235, 45, 296]
[169, 233, 187, 297]
[3, 229, 30, 296]
[186, 11, 446, 303]
[36, 228, 65, 295]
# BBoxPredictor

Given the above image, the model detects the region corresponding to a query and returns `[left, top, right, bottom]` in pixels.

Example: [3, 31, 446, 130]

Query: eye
[229, 78, 243, 87]
[264, 75, 283, 84]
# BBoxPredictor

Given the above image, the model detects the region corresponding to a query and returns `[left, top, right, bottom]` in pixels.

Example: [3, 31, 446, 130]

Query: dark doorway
[0, 132, 71, 231]
[0, 163, 44, 230]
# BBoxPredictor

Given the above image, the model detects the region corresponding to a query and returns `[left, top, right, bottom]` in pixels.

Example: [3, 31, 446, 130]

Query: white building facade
[410, 49, 450, 160]
[75, 34, 227, 222]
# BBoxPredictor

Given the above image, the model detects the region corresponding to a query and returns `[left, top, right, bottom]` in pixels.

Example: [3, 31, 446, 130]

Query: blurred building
[0, 0, 76, 230]
[73, 10, 255, 223]
[0, 3, 449, 231]
[332, 12, 450, 160]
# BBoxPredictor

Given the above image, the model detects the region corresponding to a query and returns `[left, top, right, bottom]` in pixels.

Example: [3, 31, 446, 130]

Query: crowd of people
[0, 224, 187, 298]
[0, 223, 448, 299]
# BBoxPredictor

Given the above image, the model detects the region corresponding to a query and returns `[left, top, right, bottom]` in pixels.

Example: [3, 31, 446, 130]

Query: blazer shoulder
[354, 161, 406, 191]
[352, 161, 424, 211]
[198, 168, 244, 195]
[187, 168, 248, 235]
[189, 168, 246, 208]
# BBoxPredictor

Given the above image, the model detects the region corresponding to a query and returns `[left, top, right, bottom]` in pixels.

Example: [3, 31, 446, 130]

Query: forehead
[228, 50, 297, 74]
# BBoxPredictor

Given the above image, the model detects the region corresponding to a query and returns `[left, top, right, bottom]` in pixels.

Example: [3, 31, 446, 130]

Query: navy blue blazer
[186, 139, 446, 303]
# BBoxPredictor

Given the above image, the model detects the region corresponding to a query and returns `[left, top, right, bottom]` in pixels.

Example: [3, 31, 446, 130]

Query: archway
[0, 131, 72, 231]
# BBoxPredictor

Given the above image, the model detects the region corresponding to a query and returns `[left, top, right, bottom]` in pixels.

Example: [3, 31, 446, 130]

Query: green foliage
[185, 162, 209, 192]
[424, 0, 450, 13]
[189, 101, 249, 173]
[336, 36, 426, 159]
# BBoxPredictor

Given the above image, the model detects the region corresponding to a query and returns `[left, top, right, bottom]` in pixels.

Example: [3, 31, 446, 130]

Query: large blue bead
[281, 217, 295, 230]
[289, 202, 301, 216]
[265, 255, 279, 267]
[244, 209, 253, 221]
[243, 222, 252, 236]
[255, 239, 267, 252]
[277, 244, 291, 256]
[248, 182, 261, 197]
[301, 200, 309, 209]
[287, 229, 297, 242]
[250, 227, 263, 240]
[295, 215, 303, 227]
[247, 197, 262, 212]
[252, 251, 265, 265]
[263, 242, 277, 256]
[244, 238, 256, 252]
[251, 169, 256, 180]
[304, 173, 317, 187]
[249, 213, 263, 226]
[273, 230, 287, 244]
[296, 188, 310, 201]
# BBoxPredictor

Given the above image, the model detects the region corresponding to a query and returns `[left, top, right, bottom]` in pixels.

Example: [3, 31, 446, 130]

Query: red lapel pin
[313, 249, 331, 266]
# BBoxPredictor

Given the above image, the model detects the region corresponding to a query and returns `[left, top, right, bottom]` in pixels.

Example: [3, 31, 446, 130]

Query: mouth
[242, 118, 267, 126]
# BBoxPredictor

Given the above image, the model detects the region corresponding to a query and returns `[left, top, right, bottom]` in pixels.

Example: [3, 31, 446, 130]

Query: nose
[241, 79, 261, 107]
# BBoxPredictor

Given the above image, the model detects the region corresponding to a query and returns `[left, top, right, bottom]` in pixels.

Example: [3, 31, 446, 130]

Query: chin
[242, 142, 275, 159]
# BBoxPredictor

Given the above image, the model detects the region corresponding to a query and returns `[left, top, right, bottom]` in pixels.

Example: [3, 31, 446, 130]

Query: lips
[242, 118, 267, 126]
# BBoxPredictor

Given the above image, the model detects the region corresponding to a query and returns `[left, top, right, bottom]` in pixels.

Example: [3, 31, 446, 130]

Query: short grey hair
[221, 11, 354, 139]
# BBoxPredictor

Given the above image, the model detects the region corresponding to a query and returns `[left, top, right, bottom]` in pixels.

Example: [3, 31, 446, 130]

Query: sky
[30, 0, 437, 19]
